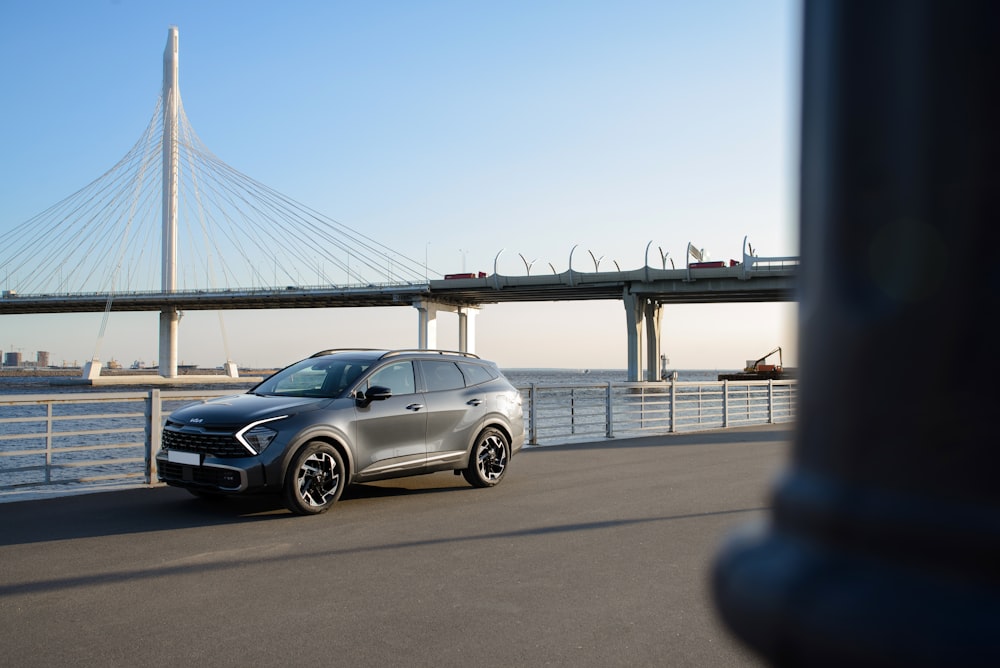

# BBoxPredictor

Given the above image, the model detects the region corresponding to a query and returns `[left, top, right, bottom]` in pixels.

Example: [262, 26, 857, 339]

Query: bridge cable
[92, 98, 161, 363]
[178, 106, 235, 364]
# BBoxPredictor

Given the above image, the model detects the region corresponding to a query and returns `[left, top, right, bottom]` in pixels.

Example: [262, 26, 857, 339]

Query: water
[0, 368, 730, 395]
[502, 368, 725, 386]
[0, 375, 258, 395]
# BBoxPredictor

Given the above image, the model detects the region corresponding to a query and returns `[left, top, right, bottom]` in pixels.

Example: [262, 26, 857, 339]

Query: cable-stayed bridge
[0, 27, 797, 382]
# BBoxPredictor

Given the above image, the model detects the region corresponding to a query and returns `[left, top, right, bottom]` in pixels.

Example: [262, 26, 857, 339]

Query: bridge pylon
[159, 27, 180, 378]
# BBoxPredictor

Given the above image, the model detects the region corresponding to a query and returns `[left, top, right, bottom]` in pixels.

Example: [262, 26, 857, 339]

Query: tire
[463, 428, 510, 488]
[283, 441, 345, 515]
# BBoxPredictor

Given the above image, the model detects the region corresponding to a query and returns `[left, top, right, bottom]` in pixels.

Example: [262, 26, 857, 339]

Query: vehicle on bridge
[157, 349, 525, 514]
[444, 271, 487, 279]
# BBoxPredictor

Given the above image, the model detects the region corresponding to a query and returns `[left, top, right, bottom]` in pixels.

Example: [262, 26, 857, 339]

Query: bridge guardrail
[0, 380, 796, 498]
[522, 380, 796, 444]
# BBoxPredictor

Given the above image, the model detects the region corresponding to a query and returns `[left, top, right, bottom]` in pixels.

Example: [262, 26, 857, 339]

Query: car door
[418, 360, 486, 469]
[352, 360, 427, 479]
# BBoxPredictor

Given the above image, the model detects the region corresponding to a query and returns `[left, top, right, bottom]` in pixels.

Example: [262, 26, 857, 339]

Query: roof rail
[309, 348, 385, 358]
[379, 349, 481, 360]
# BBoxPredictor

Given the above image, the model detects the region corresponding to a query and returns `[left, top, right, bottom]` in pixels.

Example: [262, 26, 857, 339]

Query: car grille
[158, 461, 241, 489]
[162, 427, 248, 457]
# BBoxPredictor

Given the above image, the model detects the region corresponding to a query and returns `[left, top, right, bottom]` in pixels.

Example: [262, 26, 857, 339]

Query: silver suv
[157, 349, 525, 515]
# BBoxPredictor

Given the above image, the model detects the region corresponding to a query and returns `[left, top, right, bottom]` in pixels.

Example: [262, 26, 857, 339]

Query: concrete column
[713, 2, 1000, 665]
[622, 291, 644, 382]
[158, 309, 179, 377]
[458, 306, 478, 354]
[643, 300, 662, 381]
[414, 300, 438, 349]
[159, 27, 180, 379]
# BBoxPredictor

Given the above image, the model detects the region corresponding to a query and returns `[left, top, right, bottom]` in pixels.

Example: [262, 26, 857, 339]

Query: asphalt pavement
[0, 424, 792, 667]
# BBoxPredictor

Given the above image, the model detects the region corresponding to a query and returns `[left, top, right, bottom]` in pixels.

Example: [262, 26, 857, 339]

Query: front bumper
[156, 451, 267, 493]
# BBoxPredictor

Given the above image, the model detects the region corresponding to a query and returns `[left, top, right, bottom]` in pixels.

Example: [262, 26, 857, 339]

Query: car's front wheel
[463, 427, 509, 488]
[283, 441, 345, 515]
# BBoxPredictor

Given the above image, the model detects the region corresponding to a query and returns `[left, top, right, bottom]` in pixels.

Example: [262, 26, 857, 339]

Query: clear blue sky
[0, 0, 799, 371]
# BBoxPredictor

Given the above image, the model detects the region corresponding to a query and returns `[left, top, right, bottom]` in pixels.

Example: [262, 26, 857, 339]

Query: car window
[255, 358, 370, 397]
[272, 368, 326, 395]
[364, 361, 416, 395]
[422, 361, 466, 392]
[321, 362, 368, 396]
[459, 362, 496, 386]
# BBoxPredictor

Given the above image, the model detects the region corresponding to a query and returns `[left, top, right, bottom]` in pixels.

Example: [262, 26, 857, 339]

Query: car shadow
[0, 473, 480, 546]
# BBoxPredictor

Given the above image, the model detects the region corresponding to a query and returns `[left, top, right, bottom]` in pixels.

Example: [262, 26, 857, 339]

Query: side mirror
[357, 385, 392, 408]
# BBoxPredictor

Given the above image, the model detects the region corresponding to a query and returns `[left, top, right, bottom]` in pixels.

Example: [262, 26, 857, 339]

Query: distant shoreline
[0, 367, 279, 378]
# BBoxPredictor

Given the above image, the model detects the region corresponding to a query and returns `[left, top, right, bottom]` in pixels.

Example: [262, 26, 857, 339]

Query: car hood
[169, 393, 326, 427]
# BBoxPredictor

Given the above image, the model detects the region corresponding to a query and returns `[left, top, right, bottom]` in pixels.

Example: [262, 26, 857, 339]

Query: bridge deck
[0, 424, 789, 667]
[0, 266, 796, 314]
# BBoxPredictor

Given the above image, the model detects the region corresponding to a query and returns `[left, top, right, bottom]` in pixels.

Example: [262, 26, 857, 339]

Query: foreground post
[713, 1, 1000, 665]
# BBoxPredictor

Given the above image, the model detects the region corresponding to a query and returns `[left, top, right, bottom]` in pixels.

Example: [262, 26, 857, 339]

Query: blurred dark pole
[713, 1, 1000, 666]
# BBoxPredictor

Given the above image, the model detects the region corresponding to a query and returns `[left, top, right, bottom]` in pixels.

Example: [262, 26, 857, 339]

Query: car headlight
[235, 416, 287, 455]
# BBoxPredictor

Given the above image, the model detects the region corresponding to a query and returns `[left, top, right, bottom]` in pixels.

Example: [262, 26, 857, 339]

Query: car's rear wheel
[283, 441, 345, 515]
[463, 427, 509, 488]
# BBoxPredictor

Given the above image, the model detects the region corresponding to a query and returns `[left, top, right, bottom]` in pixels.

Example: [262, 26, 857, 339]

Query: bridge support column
[414, 300, 479, 352]
[624, 291, 663, 382]
[414, 300, 439, 349]
[158, 309, 179, 378]
[643, 300, 663, 381]
[623, 292, 644, 382]
[458, 306, 478, 354]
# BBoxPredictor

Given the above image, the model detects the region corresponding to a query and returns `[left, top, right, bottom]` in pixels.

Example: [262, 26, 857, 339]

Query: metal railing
[522, 379, 796, 444]
[0, 380, 796, 497]
[0, 389, 232, 496]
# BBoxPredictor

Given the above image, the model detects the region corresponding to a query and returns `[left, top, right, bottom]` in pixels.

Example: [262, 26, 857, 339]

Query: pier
[0, 424, 787, 667]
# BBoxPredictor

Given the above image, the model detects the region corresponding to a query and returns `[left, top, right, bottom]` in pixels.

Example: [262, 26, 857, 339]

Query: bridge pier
[415, 300, 438, 349]
[457, 306, 478, 355]
[158, 309, 179, 378]
[413, 299, 477, 353]
[623, 291, 663, 382]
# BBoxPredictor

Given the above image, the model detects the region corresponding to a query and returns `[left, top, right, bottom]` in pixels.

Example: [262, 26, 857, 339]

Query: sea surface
[0, 368, 729, 395]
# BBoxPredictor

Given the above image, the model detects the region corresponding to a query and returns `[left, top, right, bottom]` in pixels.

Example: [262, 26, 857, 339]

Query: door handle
[406, 403, 424, 411]
[467, 399, 483, 406]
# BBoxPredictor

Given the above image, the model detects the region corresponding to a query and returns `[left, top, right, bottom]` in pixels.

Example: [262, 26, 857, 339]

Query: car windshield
[252, 358, 370, 398]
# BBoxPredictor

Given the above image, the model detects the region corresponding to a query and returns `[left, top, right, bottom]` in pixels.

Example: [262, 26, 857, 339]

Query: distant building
[4, 352, 22, 368]
[37, 351, 50, 367]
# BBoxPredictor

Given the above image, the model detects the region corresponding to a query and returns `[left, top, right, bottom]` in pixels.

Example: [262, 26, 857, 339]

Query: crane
[745, 347, 783, 373]
[717, 347, 790, 381]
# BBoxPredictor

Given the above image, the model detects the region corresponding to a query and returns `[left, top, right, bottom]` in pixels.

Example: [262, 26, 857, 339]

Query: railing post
[45, 402, 54, 484]
[570, 389, 576, 435]
[528, 384, 538, 446]
[722, 380, 729, 429]
[669, 378, 677, 433]
[605, 382, 614, 439]
[146, 389, 162, 484]
[767, 380, 774, 424]
[639, 385, 645, 429]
